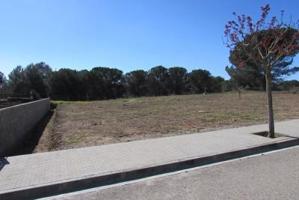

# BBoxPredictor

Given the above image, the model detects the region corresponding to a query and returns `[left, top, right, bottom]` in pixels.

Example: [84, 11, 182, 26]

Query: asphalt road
[46, 145, 299, 200]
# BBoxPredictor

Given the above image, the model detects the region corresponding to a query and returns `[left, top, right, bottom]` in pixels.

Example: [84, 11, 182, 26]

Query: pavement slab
[0, 119, 298, 199]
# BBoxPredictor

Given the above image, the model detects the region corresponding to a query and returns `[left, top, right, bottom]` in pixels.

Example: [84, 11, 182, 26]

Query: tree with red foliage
[224, 4, 299, 138]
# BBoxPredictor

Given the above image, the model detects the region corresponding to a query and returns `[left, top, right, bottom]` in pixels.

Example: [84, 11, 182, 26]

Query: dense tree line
[226, 42, 299, 91]
[0, 71, 4, 87]
[2, 63, 226, 100]
[226, 56, 299, 91]
[2, 62, 298, 101]
[7, 63, 52, 98]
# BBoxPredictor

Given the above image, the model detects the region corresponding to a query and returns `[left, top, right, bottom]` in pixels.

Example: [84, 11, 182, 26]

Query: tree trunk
[265, 68, 275, 138]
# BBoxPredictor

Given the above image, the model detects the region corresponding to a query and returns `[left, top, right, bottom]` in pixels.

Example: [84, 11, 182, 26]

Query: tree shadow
[8, 103, 56, 156]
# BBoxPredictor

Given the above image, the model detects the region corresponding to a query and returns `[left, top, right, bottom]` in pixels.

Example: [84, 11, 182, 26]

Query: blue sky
[0, 0, 298, 79]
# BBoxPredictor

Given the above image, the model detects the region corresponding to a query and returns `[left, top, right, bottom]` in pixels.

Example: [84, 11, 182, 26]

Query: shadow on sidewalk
[0, 158, 9, 171]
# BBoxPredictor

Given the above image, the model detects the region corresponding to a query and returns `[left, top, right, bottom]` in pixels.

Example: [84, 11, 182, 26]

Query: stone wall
[0, 99, 50, 156]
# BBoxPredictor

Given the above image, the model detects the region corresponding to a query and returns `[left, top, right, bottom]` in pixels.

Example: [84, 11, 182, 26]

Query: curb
[1, 137, 299, 200]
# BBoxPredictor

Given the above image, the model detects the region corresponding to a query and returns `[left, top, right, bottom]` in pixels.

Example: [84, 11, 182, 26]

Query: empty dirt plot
[35, 91, 299, 152]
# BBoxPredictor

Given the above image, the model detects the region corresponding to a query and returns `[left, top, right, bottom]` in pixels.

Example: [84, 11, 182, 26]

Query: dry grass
[35, 91, 299, 152]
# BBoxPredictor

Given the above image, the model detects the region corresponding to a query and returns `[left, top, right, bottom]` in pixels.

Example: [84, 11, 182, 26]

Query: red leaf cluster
[224, 4, 299, 69]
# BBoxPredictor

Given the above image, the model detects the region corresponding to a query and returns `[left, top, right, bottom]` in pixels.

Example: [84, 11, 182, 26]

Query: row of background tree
[1, 63, 225, 100]
[0, 62, 298, 100]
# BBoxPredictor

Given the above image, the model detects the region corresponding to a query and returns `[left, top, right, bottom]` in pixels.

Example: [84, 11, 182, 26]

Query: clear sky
[0, 0, 298, 79]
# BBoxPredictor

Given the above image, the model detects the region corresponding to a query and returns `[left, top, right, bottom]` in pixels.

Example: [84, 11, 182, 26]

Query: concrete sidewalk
[0, 119, 299, 199]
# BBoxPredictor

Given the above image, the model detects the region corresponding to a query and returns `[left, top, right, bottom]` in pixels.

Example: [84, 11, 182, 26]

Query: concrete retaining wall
[0, 99, 50, 156]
